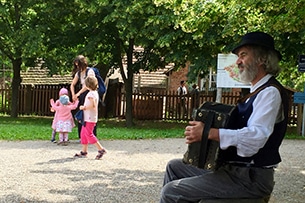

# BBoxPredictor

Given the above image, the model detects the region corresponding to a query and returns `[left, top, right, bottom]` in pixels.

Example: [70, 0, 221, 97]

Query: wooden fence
[129, 91, 240, 121]
[0, 84, 300, 126]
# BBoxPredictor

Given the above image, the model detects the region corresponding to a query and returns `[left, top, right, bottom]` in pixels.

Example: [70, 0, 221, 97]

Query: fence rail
[0, 84, 300, 126]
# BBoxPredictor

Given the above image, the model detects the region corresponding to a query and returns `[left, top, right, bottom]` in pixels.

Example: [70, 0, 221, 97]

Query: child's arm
[50, 98, 55, 106]
[79, 96, 95, 110]
[50, 99, 61, 111]
[69, 99, 79, 110]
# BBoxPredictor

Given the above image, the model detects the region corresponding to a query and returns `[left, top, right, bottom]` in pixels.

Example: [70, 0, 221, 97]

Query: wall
[168, 63, 189, 93]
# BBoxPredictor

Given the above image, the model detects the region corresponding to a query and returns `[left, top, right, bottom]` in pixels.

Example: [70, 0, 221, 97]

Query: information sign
[294, 92, 305, 104]
[216, 54, 250, 88]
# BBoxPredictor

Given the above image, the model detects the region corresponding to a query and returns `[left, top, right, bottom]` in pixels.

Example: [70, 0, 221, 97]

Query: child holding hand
[74, 76, 106, 159]
[50, 88, 79, 145]
[50, 88, 70, 142]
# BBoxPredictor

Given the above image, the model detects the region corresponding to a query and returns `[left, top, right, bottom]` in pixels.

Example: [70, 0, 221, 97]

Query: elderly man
[160, 31, 289, 202]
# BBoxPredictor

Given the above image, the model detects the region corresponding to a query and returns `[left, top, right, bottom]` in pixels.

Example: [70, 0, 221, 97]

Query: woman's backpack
[78, 67, 106, 102]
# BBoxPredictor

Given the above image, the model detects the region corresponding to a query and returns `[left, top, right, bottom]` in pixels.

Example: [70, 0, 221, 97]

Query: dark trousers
[160, 159, 274, 202]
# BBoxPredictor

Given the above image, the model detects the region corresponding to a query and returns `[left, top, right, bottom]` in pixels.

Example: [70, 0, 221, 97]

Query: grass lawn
[0, 115, 187, 141]
[0, 115, 303, 141]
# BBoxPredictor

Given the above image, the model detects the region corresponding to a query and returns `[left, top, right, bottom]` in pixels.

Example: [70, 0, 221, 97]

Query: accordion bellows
[183, 101, 238, 170]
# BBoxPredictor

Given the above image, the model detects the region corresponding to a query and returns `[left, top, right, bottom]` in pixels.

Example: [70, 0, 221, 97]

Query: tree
[65, 0, 194, 127]
[221, 0, 305, 90]
[155, 0, 305, 90]
[30, 0, 176, 127]
[0, 0, 48, 117]
[4, 0, 305, 120]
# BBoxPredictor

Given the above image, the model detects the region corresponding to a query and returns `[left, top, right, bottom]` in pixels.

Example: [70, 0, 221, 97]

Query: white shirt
[219, 74, 283, 157]
[177, 86, 187, 95]
[83, 90, 99, 123]
[78, 68, 95, 88]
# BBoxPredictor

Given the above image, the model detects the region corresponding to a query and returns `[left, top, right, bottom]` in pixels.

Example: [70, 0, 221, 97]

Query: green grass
[0, 115, 304, 141]
[284, 125, 305, 139]
[0, 115, 187, 141]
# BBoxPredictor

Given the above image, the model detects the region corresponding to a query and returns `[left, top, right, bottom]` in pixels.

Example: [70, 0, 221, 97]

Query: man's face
[235, 46, 258, 84]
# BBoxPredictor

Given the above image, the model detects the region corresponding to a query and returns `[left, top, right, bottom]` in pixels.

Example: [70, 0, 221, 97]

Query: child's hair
[59, 88, 68, 96]
[85, 76, 98, 91]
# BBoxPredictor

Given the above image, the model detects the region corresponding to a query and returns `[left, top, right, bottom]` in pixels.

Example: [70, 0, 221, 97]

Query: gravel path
[0, 139, 304, 203]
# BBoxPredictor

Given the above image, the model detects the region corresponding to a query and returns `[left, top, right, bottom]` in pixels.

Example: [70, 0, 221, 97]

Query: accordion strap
[198, 111, 215, 168]
[238, 84, 279, 103]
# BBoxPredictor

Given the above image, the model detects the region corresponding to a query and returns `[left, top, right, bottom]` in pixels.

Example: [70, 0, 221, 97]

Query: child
[50, 88, 70, 143]
[74, 76, 106, 160]
[50, 88, 79, 145]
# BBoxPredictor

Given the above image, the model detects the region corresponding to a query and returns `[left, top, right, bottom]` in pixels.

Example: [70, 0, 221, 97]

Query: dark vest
[218, 76, 289, 167]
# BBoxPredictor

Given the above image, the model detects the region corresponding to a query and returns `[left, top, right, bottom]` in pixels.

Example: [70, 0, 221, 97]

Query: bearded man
[160, 32, 289, 202]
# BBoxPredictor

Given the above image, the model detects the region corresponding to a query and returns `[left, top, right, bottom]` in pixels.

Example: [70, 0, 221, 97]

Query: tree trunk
[125, 72, 134, 127]
[115, 37, 135, 127]
[11, 58, 22, 118]
[124, 39, 135, 127]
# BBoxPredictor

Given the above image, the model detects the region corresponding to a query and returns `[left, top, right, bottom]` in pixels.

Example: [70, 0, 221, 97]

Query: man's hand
[184, 121, 204, 144]
[184, 121, 220, 144]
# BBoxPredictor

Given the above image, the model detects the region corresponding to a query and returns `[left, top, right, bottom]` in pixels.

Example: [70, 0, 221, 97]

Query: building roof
[20, 48, 174, 87]
[20, 67, 72, 85]
[133, 66, 172, 89]
[20, 65, 171, 88]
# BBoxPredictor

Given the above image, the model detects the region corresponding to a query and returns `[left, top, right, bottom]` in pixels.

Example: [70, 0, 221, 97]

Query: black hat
[232, 31, 282, 60]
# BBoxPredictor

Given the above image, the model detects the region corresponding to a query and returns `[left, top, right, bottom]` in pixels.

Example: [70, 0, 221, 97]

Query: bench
[200, 196, 270, 203]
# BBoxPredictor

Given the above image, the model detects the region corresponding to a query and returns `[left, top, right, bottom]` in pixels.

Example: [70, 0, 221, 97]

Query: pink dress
[50, 100, 79, 133]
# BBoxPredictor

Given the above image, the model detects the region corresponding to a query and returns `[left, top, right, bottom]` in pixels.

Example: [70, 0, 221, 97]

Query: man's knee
[160, 182, 177, 203]
[160, 183, 170, 202]
[167, 159, 183, 169]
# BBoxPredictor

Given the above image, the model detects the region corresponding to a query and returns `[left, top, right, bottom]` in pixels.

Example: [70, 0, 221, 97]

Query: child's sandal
[95, 149, 106, 160]
[74, 151, 87, 158]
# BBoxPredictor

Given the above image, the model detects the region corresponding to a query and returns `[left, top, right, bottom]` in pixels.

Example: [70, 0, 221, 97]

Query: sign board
[294, 92, 305, 104]
[294, 90, 305, 136]
[216, 54, 250, 88]
[298, 55, 305, 72]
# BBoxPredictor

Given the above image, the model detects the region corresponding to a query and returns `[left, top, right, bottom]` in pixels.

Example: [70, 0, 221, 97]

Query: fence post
[25, 85, 32, 114]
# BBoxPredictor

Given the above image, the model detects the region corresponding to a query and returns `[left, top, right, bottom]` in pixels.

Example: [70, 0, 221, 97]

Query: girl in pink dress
[50, 88, 79, 145]
[50, 88, 70, 143]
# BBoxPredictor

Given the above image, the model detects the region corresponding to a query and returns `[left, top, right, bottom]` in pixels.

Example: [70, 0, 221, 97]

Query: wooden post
[297, 104, 303, 135]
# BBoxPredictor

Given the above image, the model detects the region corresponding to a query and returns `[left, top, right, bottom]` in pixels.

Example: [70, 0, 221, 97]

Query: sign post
[295, 55, 305, 136]
[294, 91, 305, 136]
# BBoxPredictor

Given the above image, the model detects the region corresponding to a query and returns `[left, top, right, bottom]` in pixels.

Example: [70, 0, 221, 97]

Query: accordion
[182, 101, 238, 170]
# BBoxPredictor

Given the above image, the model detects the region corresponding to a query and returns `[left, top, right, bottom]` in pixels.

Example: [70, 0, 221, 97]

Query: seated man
[160, 31, 289, 202]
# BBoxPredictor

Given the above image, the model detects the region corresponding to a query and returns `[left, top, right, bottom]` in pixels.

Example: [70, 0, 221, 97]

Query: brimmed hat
[59, 95, 70, 105]
[232, 31, 282, 60]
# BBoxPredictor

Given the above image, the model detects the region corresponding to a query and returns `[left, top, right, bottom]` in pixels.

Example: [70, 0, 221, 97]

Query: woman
[70, 55, 97, 139]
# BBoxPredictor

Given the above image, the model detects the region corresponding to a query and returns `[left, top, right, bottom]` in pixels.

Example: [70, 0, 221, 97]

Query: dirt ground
[0, 139, 304, 203]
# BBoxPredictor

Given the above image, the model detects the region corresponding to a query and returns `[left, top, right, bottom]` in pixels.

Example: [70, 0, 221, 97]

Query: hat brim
[232, 42, 282, 60]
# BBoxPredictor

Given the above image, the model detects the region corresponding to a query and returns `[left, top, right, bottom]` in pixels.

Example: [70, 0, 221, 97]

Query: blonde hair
[85, 76, 98, 90]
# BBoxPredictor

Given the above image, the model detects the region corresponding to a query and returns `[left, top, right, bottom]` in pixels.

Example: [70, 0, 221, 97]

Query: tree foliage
[2, 0, 305, 121]
[0, 0, 48, 117]
[155, 0, 305, 90]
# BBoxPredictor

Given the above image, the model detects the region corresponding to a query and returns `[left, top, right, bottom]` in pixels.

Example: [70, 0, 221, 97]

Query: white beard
[238, 63, 258, 84]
